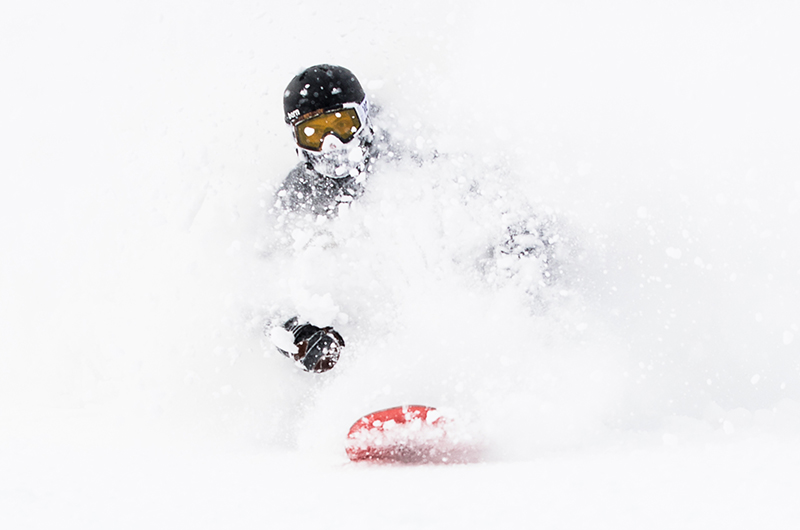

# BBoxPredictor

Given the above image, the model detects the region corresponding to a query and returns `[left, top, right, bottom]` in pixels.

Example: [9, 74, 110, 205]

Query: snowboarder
[268, 64, 567, 374]
[270, 64, 385, 373]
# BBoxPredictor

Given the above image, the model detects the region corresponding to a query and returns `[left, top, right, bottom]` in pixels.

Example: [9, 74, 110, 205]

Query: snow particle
[666, 247, 682, 259]
[270, 327, 298, 354]
[751, 374, 761, 385]
[783, 331, 795, 345]
[636, 207, 648, 219]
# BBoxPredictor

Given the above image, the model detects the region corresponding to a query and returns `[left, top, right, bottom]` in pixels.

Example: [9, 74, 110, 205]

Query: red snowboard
[345, 405, 478, 464]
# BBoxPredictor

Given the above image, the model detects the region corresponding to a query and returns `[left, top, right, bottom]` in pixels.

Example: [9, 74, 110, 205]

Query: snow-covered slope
[2, 1, 799, 527]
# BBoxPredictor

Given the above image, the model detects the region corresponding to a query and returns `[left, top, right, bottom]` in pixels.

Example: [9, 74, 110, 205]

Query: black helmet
[284, 64, 366, 124]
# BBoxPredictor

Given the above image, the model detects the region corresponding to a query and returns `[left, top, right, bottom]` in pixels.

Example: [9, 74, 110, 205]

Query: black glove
[278, 317, 345, 373]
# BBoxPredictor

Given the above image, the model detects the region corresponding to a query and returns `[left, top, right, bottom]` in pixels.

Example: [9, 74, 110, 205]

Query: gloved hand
[275, 317, 345, 373]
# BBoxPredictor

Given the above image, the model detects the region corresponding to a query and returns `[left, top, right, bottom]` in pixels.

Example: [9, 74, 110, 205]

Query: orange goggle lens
[294, 108, 362, 151]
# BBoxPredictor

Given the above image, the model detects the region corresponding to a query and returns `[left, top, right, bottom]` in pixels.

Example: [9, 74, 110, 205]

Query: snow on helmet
[284, 65, 373, 179]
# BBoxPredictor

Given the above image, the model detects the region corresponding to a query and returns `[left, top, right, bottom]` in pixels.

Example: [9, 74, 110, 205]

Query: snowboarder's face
[291, 99, 373, 179]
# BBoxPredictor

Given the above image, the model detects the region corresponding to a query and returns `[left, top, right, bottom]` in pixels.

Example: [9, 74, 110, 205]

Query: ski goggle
[293, 106, 363, 152]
